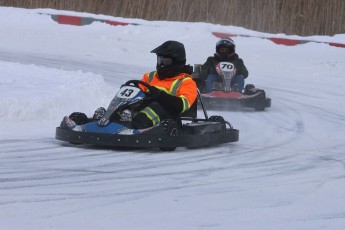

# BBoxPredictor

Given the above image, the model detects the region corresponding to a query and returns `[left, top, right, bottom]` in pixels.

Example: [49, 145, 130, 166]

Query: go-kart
[55, 80, 239, 151]
[192, 63, 271, 111]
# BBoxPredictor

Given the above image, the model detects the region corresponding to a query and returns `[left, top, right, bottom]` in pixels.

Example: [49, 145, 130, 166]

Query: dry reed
[1, 0, 344, 35]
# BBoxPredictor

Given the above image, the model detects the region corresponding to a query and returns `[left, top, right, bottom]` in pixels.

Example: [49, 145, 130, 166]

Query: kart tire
[160, 120, 179, 152]
[254, 106, 265, 111]
[209, 116, 226, 132]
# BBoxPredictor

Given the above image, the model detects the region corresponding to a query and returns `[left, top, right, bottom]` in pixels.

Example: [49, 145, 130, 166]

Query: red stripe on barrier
[329, 42, 345, 48]
[213, 32, 303, 46]
[105, 20, 129, 26]
[212, 32, 237, 38]
[269, 38, 301, 46]
[57, 15, 82, 26]
[212, 31, 345, 48]
[50, 14, 135, 27]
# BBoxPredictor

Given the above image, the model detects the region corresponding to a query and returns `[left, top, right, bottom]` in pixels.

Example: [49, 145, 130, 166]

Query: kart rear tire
[255, 106, 265, 111]
[160, 120, 179, 152]
[254, 98, 271, 111]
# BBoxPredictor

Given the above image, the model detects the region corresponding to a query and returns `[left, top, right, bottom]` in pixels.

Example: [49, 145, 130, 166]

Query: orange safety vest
[140, 71, 197, 113]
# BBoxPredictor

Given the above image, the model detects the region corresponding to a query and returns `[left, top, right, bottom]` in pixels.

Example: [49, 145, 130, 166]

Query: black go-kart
[55, 80, 239, 151]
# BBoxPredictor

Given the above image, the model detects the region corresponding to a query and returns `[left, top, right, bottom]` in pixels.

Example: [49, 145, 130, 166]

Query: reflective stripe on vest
[171, 77, 192, 112]
[148, 71, 156, 83]
[170, 78, 183, 95]
[180, 96, 190, 112]
[140, 106, 160, 126]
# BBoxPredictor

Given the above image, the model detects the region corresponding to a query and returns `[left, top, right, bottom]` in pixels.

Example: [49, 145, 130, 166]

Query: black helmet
[151, 40, 186, 65]
[216, 37, 235, 54]
[151, 40, 189, 79]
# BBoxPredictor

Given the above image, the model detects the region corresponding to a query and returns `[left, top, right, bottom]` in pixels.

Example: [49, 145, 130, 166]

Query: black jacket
[199, 53, 248, 80]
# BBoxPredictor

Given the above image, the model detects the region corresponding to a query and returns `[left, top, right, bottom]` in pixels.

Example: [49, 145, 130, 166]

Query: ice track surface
[1, 51, 345, 230]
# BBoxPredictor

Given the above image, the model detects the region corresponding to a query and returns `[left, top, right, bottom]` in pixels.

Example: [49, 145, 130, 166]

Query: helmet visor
[219, 47, 232, 54]
[157, 56, 173, 67]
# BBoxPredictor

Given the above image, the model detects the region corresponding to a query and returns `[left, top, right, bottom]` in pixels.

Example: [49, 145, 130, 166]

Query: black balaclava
[151, 41, 188, 79]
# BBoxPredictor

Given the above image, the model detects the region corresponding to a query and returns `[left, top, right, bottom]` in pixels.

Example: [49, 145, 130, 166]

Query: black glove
[147, 85, 163, 100]
[146, 85, 184, 116]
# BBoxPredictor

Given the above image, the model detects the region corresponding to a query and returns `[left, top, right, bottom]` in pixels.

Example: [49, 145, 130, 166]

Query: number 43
[120, 88, 134, 97]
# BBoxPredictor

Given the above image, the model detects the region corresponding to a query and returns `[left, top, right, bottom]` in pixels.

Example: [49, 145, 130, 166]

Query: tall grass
[1, 0, 344, 35]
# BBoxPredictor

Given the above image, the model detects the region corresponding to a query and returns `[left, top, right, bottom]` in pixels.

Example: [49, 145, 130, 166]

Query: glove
[147, 85, 163, 100]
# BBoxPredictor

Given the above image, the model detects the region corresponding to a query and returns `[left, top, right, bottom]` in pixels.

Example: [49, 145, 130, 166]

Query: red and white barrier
[48, 14, 344, 49]
[212, 32, 345, 48]
[50, 14, 137, 26]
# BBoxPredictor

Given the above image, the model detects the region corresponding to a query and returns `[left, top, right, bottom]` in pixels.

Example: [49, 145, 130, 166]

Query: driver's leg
[132, 102, 173, 129]
[206, 74, 216, 93]
[231, 75, 245, 92]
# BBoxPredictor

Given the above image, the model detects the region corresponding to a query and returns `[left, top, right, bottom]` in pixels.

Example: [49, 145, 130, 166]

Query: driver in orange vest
[133, 40, 197, 129]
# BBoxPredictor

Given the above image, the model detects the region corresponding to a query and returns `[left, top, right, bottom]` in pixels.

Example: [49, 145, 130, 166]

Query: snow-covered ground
[1, 7, 345, 230]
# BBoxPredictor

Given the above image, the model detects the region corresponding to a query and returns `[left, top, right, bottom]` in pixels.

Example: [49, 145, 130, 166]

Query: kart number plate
[219, 62, 235, 72]
[116, 86, 141, 99]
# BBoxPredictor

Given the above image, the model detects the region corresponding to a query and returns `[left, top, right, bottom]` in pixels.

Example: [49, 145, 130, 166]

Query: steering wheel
[123, 80, 154, 100]
[124, 80, 152, 89]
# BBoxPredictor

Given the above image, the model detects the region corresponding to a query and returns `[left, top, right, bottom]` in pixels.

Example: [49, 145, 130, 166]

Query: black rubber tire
[160, 120, 179, 152]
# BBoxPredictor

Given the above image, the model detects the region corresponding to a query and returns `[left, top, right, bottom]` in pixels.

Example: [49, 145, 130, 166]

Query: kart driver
[132, 40, 197, 129]
[199, 37, 248, 93]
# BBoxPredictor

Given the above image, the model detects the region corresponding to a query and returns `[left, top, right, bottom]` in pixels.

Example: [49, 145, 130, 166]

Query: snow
[1, 6, 345, 230]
